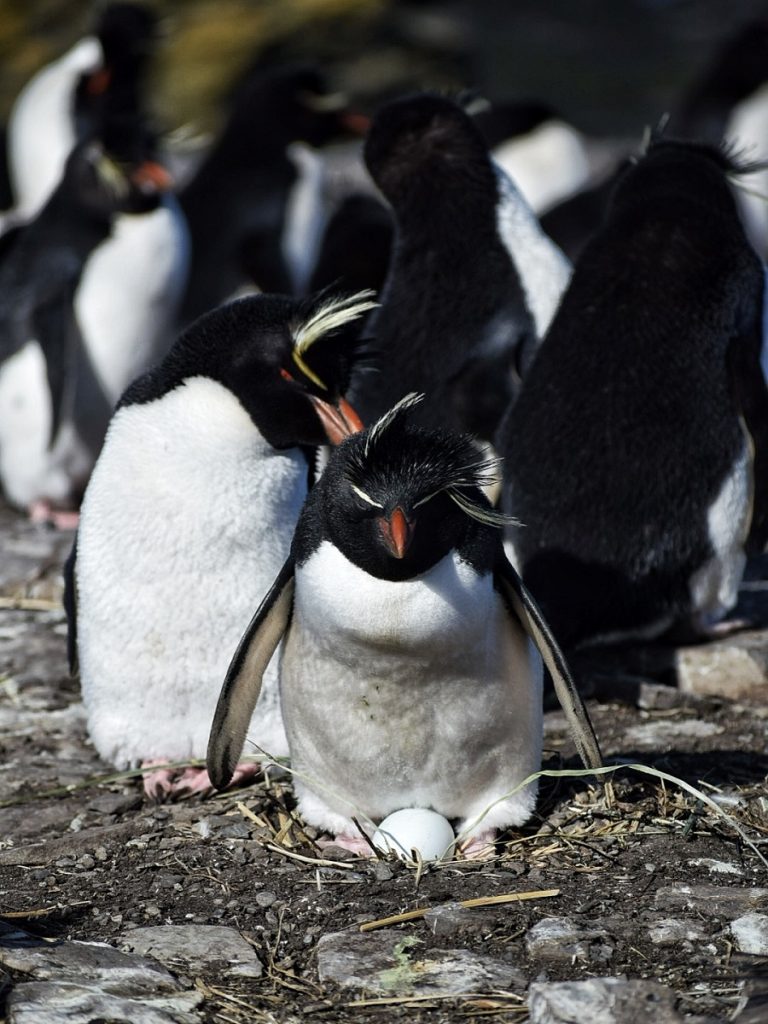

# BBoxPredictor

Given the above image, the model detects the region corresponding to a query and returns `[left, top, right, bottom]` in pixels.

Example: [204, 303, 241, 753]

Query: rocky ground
[1, 503, 768, 1024]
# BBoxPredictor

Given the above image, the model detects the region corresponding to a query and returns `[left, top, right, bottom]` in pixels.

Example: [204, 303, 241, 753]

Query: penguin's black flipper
[63, 535, 78, 675]
[207, 557, 295, 790]
[31, 281, 81, 447]
[494, 555, 603, 771]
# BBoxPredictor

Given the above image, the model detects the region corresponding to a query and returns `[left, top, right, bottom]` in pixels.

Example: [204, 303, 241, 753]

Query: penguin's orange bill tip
[341, 112, 371, 136]
[131, 161, 174, 191]
[309, 395, 364, 446]
[377, 507, 413, 560]
[87, 67, 112, 95]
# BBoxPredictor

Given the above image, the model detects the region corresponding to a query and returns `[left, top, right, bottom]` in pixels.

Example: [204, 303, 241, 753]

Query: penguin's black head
[609, 137, 762, 219]
[364, 93, 496, 210]
[305, 394, 511, 581]
[94, 3, 158, 70]
[123, 291, 376, 449]
[56, 140, 151, 221]
[229, 64, 362, 150]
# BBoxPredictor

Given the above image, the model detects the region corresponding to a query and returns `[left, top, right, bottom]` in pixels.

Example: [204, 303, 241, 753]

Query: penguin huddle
[6, 5, 768, 859]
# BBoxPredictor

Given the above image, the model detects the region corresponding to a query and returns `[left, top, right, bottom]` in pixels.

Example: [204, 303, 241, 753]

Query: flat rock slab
[7, 980, 202, 1024]
[730, 913, 768, 955]
[119, 924, 263, 979]
[654, 885, 768, 919]
[0, 922, 178, 995]
[528, 977, 708, 1024]
[316, 929, 524, 995]
[677, 634, 768, 700]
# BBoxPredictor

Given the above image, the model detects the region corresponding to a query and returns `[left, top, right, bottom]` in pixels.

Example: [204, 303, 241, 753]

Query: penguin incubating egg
[0, 140, 171, 526]
[207, 395, 601, 857]
[351, 93, 571, 441]
[68, 290, 374, 799]
[498, 138, 768, 651]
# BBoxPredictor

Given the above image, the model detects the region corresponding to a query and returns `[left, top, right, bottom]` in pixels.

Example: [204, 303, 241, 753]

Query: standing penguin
[69, 291, 374, 799]
[0, 140, 168, 525]
[178, 64, 360, 324]
[7, 3, 158, 219]
[498, 138, 768, 652]
[352, 93, 571, 442]
[207, 395, 601, 856]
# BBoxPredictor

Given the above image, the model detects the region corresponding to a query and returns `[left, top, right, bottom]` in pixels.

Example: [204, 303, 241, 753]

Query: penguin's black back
[499, 139, 766, 647]
[351, 94, 537, 441]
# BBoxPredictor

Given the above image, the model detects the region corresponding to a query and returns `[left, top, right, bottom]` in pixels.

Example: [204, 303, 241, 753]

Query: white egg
[372, 808, 455, 862]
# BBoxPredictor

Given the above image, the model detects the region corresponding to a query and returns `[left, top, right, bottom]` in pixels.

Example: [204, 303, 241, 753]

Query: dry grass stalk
[358, 888, 560, 932]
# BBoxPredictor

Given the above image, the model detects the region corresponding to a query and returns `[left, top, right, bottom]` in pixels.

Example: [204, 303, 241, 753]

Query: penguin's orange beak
[309, 395, 364, 445]
[131, 160, 174, 192]
[377, 507, 413, 559]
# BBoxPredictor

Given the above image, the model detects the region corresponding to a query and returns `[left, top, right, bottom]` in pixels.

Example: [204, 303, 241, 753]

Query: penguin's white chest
[280, 544, 543, 828]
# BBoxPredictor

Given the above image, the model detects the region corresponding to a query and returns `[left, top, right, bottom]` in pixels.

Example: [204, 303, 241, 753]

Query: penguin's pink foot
[317, 834, 375, 856]
[459, 829, 497, 860]
[28, 500, 79, 530]
[141, 760, 263, 801]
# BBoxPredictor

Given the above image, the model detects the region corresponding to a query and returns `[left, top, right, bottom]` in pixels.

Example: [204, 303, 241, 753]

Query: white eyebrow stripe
[350, 483, 384, 508]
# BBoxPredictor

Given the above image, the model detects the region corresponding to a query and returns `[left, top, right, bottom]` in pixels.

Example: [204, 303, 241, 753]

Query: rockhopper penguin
[207, 394, 601, 857]
[68, 290, 374, 799]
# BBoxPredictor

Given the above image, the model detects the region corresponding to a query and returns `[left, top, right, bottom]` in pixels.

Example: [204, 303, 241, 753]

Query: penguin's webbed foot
[141, 760, 262, 801]
[458, 828, 498, 860]
[28, 499, 79, 531]
[317, 833, 376, 857]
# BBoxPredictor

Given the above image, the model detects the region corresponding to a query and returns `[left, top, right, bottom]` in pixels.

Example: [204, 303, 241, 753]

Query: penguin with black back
[207, 394, 601, 857]
[498, 137, 768, 652]
[178, 64, 360, 324]
[7, 2, 158, 219]
[0, 139, 168, 525]
[352, 93, 571, 443]
[68, 290, 374, 800]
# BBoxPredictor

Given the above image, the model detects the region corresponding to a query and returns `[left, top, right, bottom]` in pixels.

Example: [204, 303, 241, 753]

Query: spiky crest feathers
[346, 393, 517, 528]
[289, 290, 377, 390]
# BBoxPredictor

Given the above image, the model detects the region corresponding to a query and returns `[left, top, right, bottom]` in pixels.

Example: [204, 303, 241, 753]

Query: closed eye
[350, 483, 384, 509]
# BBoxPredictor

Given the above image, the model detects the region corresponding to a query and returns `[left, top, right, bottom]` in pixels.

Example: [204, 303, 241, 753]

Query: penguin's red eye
[280, 368, 294, 382]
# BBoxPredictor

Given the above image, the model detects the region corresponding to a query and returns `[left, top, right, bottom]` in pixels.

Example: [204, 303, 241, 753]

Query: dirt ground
[1, 502, 768, 1023]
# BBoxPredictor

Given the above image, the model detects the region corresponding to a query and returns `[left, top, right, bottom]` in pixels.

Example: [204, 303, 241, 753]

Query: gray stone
[0, 928, 178, 997]
[654, 885, 768, 919]
[7, 980, 202, 1024]
[422, 903, 487, 937]
[119, 925, 263, 979]
[677, 635, 768, 700]
[647, 918, 708, 946]
[528, 978, 686, 1024]
[623, 719, 723, 749]
[526, 917, 614, 963]
[316, 929, 523, 995]
[730, 913, 768, 954]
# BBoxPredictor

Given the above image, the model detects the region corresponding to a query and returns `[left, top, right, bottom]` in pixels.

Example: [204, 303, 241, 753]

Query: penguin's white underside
[0, 340, 92, 508]
[76, 198, 190, 404]
[278, 542, 543, 837]
[77, 375, 306, 767]
[492, 167, 572, 338]
[492, 119, 590, 215]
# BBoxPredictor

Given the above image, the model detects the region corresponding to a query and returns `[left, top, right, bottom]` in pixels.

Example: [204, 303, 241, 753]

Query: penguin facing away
[207, 395, 601, 857]
[351, 93, 571, 442]
[0, 140, 169, 525]
[69, 290, 375, 800]
[178, 64, 360, 324]
[498, 138, 768, 652]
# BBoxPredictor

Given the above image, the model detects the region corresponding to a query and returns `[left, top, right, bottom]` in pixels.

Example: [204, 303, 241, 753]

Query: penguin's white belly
[76, 376, 305, 766]
[281, 544, 543, 831]
[0, 340, 90, 508]
[75, 198, 190, 404]
[492, 120, 590, 215]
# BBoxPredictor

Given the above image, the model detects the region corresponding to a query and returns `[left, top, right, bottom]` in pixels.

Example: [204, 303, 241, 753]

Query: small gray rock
[529, 977, 687, 1024]
[423, 903, 487, 937]
[526, 917, 613, 963]
[119, 925, 263, 980]
[730, 913, 768, 955]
